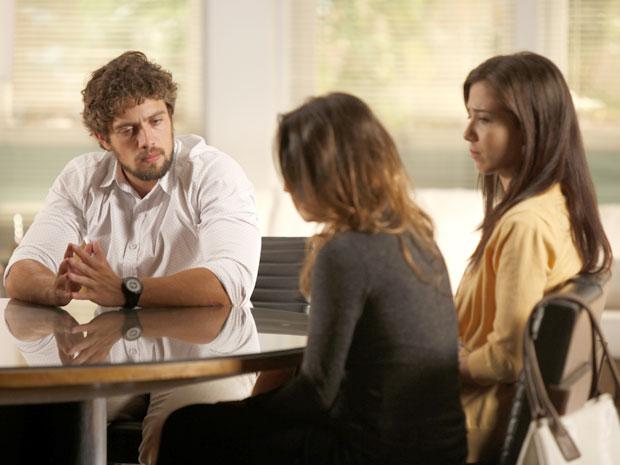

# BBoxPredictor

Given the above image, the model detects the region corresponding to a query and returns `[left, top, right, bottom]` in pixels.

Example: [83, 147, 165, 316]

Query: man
[3, 51, 261, 464]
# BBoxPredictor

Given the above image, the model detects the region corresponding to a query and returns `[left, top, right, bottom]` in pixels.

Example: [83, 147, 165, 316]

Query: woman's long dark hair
[465, 52, 612, 274]
[276, 92, 440, 296]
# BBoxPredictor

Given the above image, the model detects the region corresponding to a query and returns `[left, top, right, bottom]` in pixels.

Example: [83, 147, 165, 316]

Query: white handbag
[516, 293, 620, 465]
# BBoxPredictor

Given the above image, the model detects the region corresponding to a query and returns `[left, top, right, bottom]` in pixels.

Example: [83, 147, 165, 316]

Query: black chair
[250, 236, 309, 313]
[498, 271, 611, 465]
[106, 236, 309, 464]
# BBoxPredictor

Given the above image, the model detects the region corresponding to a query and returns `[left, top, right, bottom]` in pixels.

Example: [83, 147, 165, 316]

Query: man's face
[99, 99, 174, 186]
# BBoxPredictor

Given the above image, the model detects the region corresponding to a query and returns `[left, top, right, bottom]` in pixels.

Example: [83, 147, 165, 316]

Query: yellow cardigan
[455, 184, 582, 462]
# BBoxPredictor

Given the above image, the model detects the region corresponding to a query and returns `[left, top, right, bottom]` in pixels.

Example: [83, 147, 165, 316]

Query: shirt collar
[98, 153, 117, 189]
[158, 139, 179, 194]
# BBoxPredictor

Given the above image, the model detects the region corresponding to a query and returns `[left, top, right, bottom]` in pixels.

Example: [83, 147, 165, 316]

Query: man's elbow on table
[5, 261, 35, 298]
[4, 260, 54, 304]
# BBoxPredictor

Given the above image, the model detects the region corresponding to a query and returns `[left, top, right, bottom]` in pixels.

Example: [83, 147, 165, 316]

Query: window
[0, 0, 204, 261]
[1, 0, 203, 143]
[292, 0, 620, 201]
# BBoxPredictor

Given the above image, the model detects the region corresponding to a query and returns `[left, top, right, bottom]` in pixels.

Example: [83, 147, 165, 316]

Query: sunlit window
[0, 0, 203, 261]
[1, 0, 203, 143]
[295, 0, 620, 201]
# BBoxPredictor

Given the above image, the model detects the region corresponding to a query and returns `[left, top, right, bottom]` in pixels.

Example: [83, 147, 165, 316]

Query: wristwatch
[121, 308, 143, 341]
[121, 277, 143, 309]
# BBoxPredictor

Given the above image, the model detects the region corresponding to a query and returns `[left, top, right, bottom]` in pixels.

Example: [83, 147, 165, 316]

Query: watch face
[125, 277, 143, 294]
[125, 326, 142, 341]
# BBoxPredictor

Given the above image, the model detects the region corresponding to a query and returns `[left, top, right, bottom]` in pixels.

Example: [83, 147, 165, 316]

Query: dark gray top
[266, 231, 466, 464]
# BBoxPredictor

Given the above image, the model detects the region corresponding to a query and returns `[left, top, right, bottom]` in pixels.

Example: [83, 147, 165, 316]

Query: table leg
[78, 397, 107, 465]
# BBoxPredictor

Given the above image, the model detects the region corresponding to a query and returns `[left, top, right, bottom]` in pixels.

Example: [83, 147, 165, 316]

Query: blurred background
[1, 0, 619, 290]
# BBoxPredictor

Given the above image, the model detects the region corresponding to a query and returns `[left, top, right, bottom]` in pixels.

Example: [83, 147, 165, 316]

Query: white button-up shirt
[4, 134, 261, 305]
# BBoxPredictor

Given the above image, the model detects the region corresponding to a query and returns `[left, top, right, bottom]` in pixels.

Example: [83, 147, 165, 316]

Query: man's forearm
[5, 260, 60, 306]
[139, 268, 231, 307]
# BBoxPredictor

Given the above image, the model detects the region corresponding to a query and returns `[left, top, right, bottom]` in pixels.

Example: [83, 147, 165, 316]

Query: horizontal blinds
[291, 0, 517, 188]
[295, 0, 515, 140]
[289, 0, 619, 192]
[8, 0, 203, 134]
[568, 0, 620, 144]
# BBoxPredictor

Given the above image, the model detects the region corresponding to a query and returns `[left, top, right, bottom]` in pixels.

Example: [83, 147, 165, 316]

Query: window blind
[289, 0, 620, 199]
[4, 0, 203, 139]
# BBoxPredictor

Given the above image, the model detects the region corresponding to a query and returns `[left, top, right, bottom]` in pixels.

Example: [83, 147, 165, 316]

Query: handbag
[516, 293, 620, 465]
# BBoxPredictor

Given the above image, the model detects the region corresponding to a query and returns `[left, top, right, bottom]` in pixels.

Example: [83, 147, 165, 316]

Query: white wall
[202, 0, 315, 236]
[203, 0, 291, 190]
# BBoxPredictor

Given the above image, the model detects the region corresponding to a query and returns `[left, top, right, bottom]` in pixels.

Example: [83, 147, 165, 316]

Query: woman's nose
[463, 121, 475, 142]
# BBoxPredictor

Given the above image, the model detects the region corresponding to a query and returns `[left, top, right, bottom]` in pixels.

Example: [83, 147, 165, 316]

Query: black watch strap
[121, 277, 143, 309]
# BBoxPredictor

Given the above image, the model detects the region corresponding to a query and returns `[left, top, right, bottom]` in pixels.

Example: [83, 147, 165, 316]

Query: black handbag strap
[522, 291, 620, 461]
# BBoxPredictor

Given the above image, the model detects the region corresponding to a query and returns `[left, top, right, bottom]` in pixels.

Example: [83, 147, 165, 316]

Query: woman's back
[302, 231, 466, 463]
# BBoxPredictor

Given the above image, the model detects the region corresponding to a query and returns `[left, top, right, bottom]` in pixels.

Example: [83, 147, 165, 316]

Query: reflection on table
[0, 298, 307, 399]
[0, 298, 307, 465]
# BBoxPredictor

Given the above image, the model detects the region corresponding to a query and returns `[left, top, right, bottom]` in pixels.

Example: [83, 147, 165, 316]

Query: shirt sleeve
[262, 238, 368, 418]
[467, 214, 555, 384]
[195, 155, 260, 306]
[3, 166, 85, 285]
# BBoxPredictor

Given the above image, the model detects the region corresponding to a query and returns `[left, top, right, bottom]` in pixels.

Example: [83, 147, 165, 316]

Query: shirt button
[129, 243, 137, 250]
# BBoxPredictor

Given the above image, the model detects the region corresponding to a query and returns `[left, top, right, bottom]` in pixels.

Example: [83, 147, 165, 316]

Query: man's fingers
[58, 258, 70, 274]
[67, 272, 97, 288]
[70, 291, 90, 301]
[72, 344, 108, 365]
[69, 243, 98, 267]
[63, 244, 74, 259]
[71, 323, 90, 334]
[53, 287, 72, 304]
[67, 335, 97, 355]
[68, 257, 91, 275]
[93, 240, 105, 258]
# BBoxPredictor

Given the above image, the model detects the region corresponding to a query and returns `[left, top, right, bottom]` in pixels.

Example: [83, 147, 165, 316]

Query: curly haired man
[3, 51, 261, 464]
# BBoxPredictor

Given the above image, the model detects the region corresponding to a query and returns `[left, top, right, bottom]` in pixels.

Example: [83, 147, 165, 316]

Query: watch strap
[122, 277, 143, 309]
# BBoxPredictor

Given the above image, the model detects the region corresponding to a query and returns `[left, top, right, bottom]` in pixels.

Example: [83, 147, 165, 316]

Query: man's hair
[81, 51, 177, 144]
[464, 51, 612, 274]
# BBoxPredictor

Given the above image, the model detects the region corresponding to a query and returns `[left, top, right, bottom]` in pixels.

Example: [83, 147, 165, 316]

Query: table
[0, 298, 308, 465]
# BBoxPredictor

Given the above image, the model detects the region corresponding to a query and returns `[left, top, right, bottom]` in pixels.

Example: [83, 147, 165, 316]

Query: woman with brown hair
[156, 92, 467, 465]
[456, 51, 612, 463]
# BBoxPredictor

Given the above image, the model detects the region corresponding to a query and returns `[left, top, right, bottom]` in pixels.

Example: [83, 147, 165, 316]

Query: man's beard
[121, 147, 173, 181]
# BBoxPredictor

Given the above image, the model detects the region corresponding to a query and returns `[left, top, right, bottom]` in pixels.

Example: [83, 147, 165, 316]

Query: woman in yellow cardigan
[456, 51, 613, 464]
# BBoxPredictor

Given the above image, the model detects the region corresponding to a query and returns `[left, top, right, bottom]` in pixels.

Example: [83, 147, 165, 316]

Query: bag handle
[522, 291, 620, 461]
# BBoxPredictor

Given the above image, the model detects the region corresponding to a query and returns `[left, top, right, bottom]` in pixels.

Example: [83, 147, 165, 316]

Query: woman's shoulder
[320, 231, 373, 256]
[500, 184, 566, 227]
[321, 231, 398, 253]
[494, 184, 570, 244]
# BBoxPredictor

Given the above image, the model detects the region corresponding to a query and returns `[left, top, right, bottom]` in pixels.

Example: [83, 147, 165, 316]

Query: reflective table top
[0, 298, 307, 403]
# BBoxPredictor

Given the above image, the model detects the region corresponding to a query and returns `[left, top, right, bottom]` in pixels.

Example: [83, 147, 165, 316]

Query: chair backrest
[498, 271, 611, 465]
[250, 236, 310, 313]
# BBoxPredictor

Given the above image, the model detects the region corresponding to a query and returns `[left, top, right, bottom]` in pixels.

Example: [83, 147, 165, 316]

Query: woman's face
[463, 81, 523, 186]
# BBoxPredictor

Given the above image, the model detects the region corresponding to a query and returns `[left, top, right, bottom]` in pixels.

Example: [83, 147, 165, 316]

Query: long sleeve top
[262, 231, 467, 465]
[455, 183, 582, 462]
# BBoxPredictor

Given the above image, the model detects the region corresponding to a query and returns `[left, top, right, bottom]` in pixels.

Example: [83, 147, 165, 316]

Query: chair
[250, 236, 309, 313]
[498, 271, 611, 465]
[106, 236, 309, 464]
